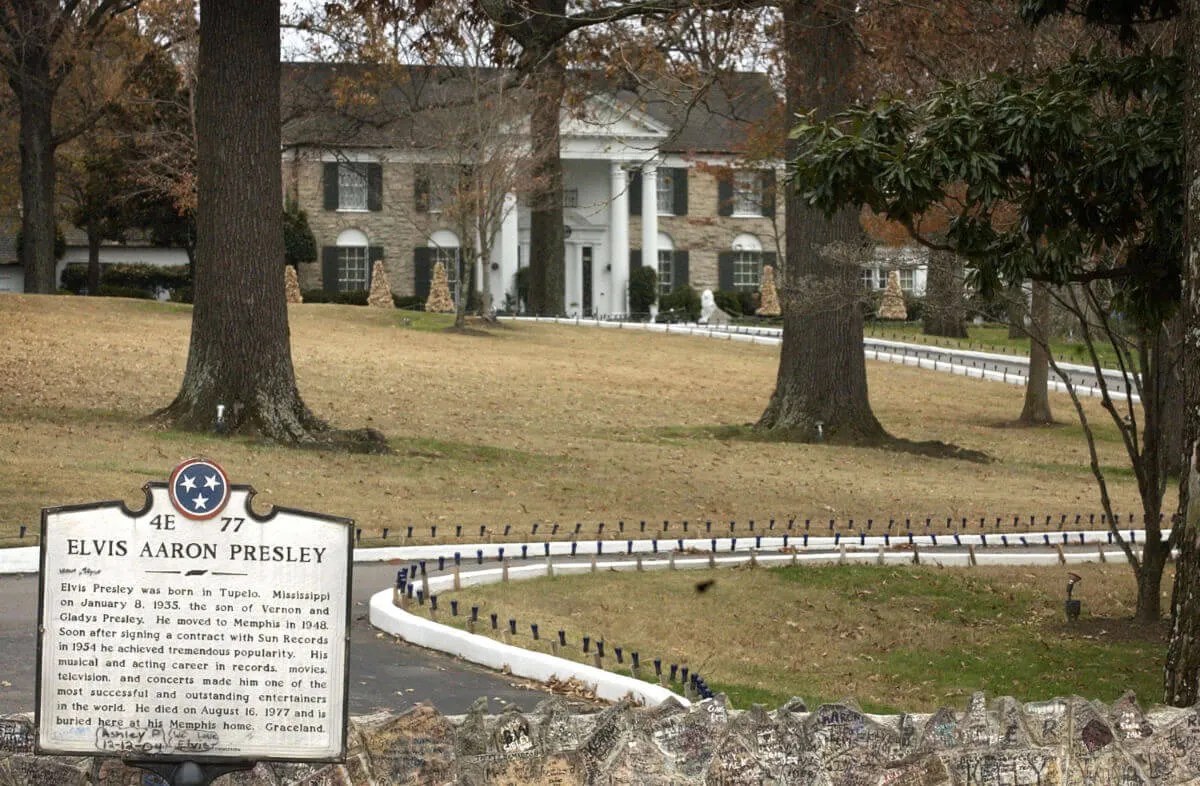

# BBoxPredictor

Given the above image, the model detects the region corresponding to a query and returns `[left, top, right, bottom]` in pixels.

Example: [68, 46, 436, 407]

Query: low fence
[503, 315, 1142, 402]
[370, 528, 1163, 707]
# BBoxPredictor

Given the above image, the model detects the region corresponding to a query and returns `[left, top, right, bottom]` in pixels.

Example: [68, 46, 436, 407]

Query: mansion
[282, 64, 784, 316]
[0, 64, 929, 304]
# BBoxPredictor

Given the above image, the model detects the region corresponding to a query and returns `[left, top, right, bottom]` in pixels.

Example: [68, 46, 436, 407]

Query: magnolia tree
[788, 50, 1183, 621]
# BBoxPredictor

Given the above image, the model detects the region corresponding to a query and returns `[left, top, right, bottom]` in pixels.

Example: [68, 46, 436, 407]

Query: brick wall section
[288, 158, 785, 296]
[288, 156, 456, 296]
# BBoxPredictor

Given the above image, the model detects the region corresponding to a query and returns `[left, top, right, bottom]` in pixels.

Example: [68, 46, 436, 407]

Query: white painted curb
[503, 316, 1139, 403]
[369, 587, 686, 707]
[368, 542, 1149, 708]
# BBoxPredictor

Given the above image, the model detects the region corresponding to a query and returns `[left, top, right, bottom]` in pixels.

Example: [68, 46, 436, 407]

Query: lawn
[439, 562, 1168, 713]
[0, 295, 1160, 544]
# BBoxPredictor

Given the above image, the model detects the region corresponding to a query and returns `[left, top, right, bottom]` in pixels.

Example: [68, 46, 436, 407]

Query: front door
[581, 246, 593, 316]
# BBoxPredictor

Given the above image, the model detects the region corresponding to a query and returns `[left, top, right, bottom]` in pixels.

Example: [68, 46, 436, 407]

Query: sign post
[36, 459, 353, 784]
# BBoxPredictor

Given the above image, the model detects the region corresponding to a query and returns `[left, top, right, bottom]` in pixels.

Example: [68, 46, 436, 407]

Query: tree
[1166, 0, 1200, 705]
[0, 0, 148, 293]
[62, 142, 136, 294]
[755, 0, 884, 442]
[156, 0, 382, 451]
[787, 51, 1181, 619]
[1012, 0, 1200, 704]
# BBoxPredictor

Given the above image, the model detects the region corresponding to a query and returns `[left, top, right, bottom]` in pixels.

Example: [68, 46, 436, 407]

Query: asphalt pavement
[0, 563, 557, 718]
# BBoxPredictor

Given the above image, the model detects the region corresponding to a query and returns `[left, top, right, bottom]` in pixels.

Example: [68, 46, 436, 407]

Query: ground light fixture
[1065, 572, 1082, 622]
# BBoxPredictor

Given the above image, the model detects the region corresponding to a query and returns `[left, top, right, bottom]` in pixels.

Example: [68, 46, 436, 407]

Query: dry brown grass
[443, 562, 1168, 712]
[0, 295, 1158, 542]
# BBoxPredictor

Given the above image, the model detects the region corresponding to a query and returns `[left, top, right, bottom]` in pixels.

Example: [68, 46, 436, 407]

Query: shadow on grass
[662, 424, 991, 464]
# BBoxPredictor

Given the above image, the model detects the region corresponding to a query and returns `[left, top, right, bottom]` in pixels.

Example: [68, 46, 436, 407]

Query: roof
[281, 63, 782, 157]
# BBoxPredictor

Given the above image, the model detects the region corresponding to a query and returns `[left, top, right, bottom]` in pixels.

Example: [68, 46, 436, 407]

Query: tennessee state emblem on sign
[168, 457, 231, 519]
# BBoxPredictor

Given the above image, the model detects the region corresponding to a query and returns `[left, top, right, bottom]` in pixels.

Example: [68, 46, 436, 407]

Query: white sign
[37, 460, 352, 762]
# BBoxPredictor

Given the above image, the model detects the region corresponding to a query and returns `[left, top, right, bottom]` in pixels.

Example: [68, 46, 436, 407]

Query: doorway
[581, 246, 594, 316]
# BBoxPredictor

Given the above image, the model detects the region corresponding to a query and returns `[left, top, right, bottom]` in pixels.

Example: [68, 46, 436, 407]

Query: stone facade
[6, 691, 1200, 784]
[287, 154, 785, 301]
[632, 168, 783, 293]
[286, 156, 457, 298]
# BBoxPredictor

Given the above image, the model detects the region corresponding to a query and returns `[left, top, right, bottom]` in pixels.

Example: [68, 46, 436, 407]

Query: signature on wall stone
[3, 691, 1200, 784]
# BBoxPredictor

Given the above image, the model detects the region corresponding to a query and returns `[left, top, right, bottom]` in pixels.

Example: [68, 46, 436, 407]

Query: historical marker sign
[36, 459, 353, 763]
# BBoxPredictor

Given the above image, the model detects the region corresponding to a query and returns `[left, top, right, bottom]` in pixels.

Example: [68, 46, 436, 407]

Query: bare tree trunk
[1164, 0, 1200, 705]
[527, 56, 565, 315]
[1160, 314, 1186, 477]
[1007, 284, 1027, 339]
[13, 37, 58, 294]
[757, 0, 884, 443]
[454, 246, 469, 329]
[86, 226, 101, 295]
[923, 249, 967, 337]
[1018, 282, 1054, 425]
[157, 0, 364, 447]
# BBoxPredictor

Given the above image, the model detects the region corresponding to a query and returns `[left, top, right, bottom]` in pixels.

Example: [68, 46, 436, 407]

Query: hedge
[61, 263, 190, 296]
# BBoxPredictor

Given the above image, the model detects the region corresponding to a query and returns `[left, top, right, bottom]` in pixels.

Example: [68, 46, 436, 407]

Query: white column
[641, 164, 658, 297]
[500, 192, 519, 309]
[609, 162, 629, 315]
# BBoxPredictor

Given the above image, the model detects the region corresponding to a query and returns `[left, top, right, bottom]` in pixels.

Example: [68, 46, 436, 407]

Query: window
[338, 246, 368, 291]
[337, 164, 368, 211]
[731, 233, 762, 290]
[861, 268, 874, 290]
[434, 246, 458, 296]
[658, 250, 673, 295]
[420, 166, 459, 213]
[899, 268, 914, 292]
[733, 171, 761, 216]
[733, 251, 761, 289]
[656, 232, 676, 296]
[563, 188, 579, 209]
[429, 230, 461, 303]
[656, 173, 674, 215]
[335, 229, 370, 291]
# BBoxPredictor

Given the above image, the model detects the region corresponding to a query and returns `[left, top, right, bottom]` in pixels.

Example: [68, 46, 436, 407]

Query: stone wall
[285, 156, 786, 298]
[286, 156, 455, 296]
[630, 169, 784, 293]
[5, 691, 1200, 784]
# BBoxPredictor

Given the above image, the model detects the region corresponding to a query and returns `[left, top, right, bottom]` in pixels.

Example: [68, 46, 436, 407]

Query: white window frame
[733, 251, 761, 290]
[899, 268, 914, 292]
[732, 171, 762, 217]
[426, 166, 459, 214]
[656, 173, 674, 216]
[337, 246, 368, 291]
[861, 268, 874, 290]
[658, 250, 674, 296]
[337, 163, 368, 212]
[562, 188, 579, 209]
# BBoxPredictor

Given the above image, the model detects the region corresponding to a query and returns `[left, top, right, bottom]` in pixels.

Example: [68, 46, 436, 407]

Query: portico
[485, 94, 671, 316]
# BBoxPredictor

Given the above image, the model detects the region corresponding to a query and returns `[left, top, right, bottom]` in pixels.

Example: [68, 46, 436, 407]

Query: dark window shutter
[323, 163, 339, 210]
[413, 247, 432, 300]
[718, 251, 735, 291]
[762, 251, 777, 272]
[674, 250, 689, 287]
[673, 168, 688, 216]
[367, 164, 383, 211]
[630, 249, 642, 269]
[369, 246, 384, 288]
[321, 246, 339, 292]
[414, 167, 430, 213]
[717, 176, 733, 217]
[628, 170, 642, 216]
[761, 169, 776, 218]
